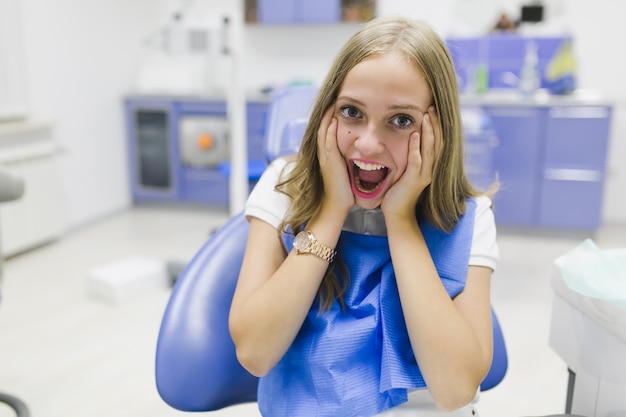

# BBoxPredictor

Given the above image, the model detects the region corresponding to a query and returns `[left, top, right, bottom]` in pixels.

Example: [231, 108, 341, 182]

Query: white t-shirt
[244, 158, 498, 416]
[245, 158, 499, 272]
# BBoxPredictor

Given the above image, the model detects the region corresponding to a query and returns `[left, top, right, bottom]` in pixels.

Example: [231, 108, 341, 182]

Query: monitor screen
[521, 5, 544, 23]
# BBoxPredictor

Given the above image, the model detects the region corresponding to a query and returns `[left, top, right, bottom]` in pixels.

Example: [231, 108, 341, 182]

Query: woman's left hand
[381, 106, 441, 218]
[317, 107, 355, 216]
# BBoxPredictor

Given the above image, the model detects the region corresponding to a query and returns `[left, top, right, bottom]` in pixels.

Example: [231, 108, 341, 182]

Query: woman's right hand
[316, 107, 355, 216]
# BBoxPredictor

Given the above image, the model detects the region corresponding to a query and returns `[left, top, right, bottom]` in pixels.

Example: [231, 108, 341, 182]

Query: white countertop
[0, 118, 53, 137]
[126, 88, 613, 108]
[460, 88, 612, 107]
[124, 89, 272, 103]
[0, 119, 57, 162]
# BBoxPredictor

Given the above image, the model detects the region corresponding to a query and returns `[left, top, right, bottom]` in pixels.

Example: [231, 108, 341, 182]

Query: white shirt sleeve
[244, 158, 291, 229]
[469, 195, 499, 272]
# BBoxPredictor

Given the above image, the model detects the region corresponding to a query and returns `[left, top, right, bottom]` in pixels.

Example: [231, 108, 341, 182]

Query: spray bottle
[519, 40, 540, 96]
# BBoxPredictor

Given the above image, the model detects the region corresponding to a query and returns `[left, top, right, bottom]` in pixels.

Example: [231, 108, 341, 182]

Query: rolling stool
[0, 169, 31, 417]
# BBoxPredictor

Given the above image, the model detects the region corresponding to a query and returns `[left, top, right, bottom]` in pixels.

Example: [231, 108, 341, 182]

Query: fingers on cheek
[409, 132, 421, 163]
[327, 117, 337, 135]
[423, 113, 434, 135]
[423, 114, 438, 151]
[411, 131, 421, 149]
[428, 106, 438, 121]
[318, 110, 332, 136]
[324, 119, 337, 152]
[427, 108, 442, 144]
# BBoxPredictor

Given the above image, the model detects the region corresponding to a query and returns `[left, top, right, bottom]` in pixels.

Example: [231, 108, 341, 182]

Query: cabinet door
[484, 106, 544, 226]
[126, 100, 179, 202]
[257, 0, 297, 24]
[174, 100, 228, 170]
[173, 100, 231, 204]
[462, 106, 498, 191]
[464, 130, 498, 191]
[300, 0, 341, 23]
[136, 111, 171, 188]
[0, 147, 64, 256]
[246, 101, 269, 162]
[538, 106, 611, 229]
[257, 0, 340, 24]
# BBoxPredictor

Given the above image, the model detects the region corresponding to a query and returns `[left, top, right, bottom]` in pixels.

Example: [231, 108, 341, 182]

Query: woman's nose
[354, 124, 384, 155]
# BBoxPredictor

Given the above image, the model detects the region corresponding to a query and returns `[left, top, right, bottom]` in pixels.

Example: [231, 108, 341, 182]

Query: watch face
[293, 231, 310, 251]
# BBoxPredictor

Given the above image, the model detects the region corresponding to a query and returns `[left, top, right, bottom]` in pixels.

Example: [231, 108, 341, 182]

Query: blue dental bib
[258, 200, 476, 417]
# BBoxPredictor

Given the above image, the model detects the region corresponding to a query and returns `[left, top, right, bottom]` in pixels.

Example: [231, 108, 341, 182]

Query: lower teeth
[356, 179, 378, 193]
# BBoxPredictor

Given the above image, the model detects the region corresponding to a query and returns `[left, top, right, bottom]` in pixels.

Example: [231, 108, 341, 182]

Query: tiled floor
[0, 205, 624, 417]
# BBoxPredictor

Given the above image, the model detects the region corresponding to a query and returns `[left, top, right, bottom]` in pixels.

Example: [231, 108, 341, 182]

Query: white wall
[0, 0, 29, 120]
[560, 0, 626, 224]
[18, 0, 170, 229]
[10, 0, 626, 229]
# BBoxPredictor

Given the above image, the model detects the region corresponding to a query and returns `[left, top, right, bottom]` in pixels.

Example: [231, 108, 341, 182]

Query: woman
[229, 15, 499, 417]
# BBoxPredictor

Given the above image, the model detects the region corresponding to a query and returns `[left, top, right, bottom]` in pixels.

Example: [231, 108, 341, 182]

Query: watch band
[294, 230, 337, 263]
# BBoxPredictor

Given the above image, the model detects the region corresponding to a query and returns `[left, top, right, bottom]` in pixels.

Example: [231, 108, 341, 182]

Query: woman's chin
[354, 195, 383, 210]
[351, 181, 387, 210]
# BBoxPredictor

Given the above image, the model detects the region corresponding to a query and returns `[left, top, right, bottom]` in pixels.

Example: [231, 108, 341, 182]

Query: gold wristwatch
[293, 230, 336, 263]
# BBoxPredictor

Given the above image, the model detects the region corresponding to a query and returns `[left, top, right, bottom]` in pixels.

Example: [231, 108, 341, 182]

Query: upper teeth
[354, 160, 385, 171]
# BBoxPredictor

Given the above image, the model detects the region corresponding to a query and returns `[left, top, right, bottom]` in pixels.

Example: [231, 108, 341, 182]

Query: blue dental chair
[154, 86, 509, 412]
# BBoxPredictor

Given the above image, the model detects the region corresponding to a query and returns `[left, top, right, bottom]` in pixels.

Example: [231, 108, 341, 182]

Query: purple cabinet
[300, 0, 341, 23]
[257, 0, 297, 24]
[483, 103, 612, 230]
[538, 106, 612, 229]
[126, 99, 180, 202]
[125, 97, 269, 206]
[447, 35, 572, 91]
[484, 106, 544, 226]
[257, 0, 340, 24]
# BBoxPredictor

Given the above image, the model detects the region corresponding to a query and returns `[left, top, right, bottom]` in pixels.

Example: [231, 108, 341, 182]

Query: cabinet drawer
[247, 141, 265, 162]
[538, 176, 604, 229]
[485, 106, 544, 226]
[257, 0, 340, 24]
[257, 0, 296, 24]
[544, 106, 611, 166]
[179, 169, 229, 205]
[246, 102, 268, 132]
[246, 102, 268, 160]
[176, 101, 226, 115]
[464, 131, 498, 190]
[300, 0, 340, 23]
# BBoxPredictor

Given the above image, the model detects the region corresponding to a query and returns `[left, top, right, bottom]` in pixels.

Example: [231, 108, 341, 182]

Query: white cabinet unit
[0, 121, 65, 257]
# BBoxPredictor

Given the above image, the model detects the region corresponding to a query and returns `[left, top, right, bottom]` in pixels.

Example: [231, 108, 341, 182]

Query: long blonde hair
[276, 16, 496, 309]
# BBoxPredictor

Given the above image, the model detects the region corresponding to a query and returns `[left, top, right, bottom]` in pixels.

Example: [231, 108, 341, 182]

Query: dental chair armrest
[155, 212, 259, 411]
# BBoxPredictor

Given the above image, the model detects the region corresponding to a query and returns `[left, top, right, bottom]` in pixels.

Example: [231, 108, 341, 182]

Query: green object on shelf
[475, 64, 489, 94]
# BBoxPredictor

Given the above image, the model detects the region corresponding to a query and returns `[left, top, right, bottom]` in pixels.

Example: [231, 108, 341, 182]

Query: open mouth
[352, 160, 389, 196]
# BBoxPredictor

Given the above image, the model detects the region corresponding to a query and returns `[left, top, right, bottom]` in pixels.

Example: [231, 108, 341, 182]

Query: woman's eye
[340, 106, 361, 119]
[392, 115, 414, 129]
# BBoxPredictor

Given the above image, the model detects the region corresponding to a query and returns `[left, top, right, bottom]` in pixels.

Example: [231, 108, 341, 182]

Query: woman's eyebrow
[337, 96, 425, 113]
[336, 95, 365, 107]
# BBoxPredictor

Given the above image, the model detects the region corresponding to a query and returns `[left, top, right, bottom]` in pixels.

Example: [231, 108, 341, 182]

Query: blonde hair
[276, 16, 496, 310]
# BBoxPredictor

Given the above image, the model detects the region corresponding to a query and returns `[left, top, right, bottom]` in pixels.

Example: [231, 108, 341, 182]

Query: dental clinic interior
[1, 0, 625, 416]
